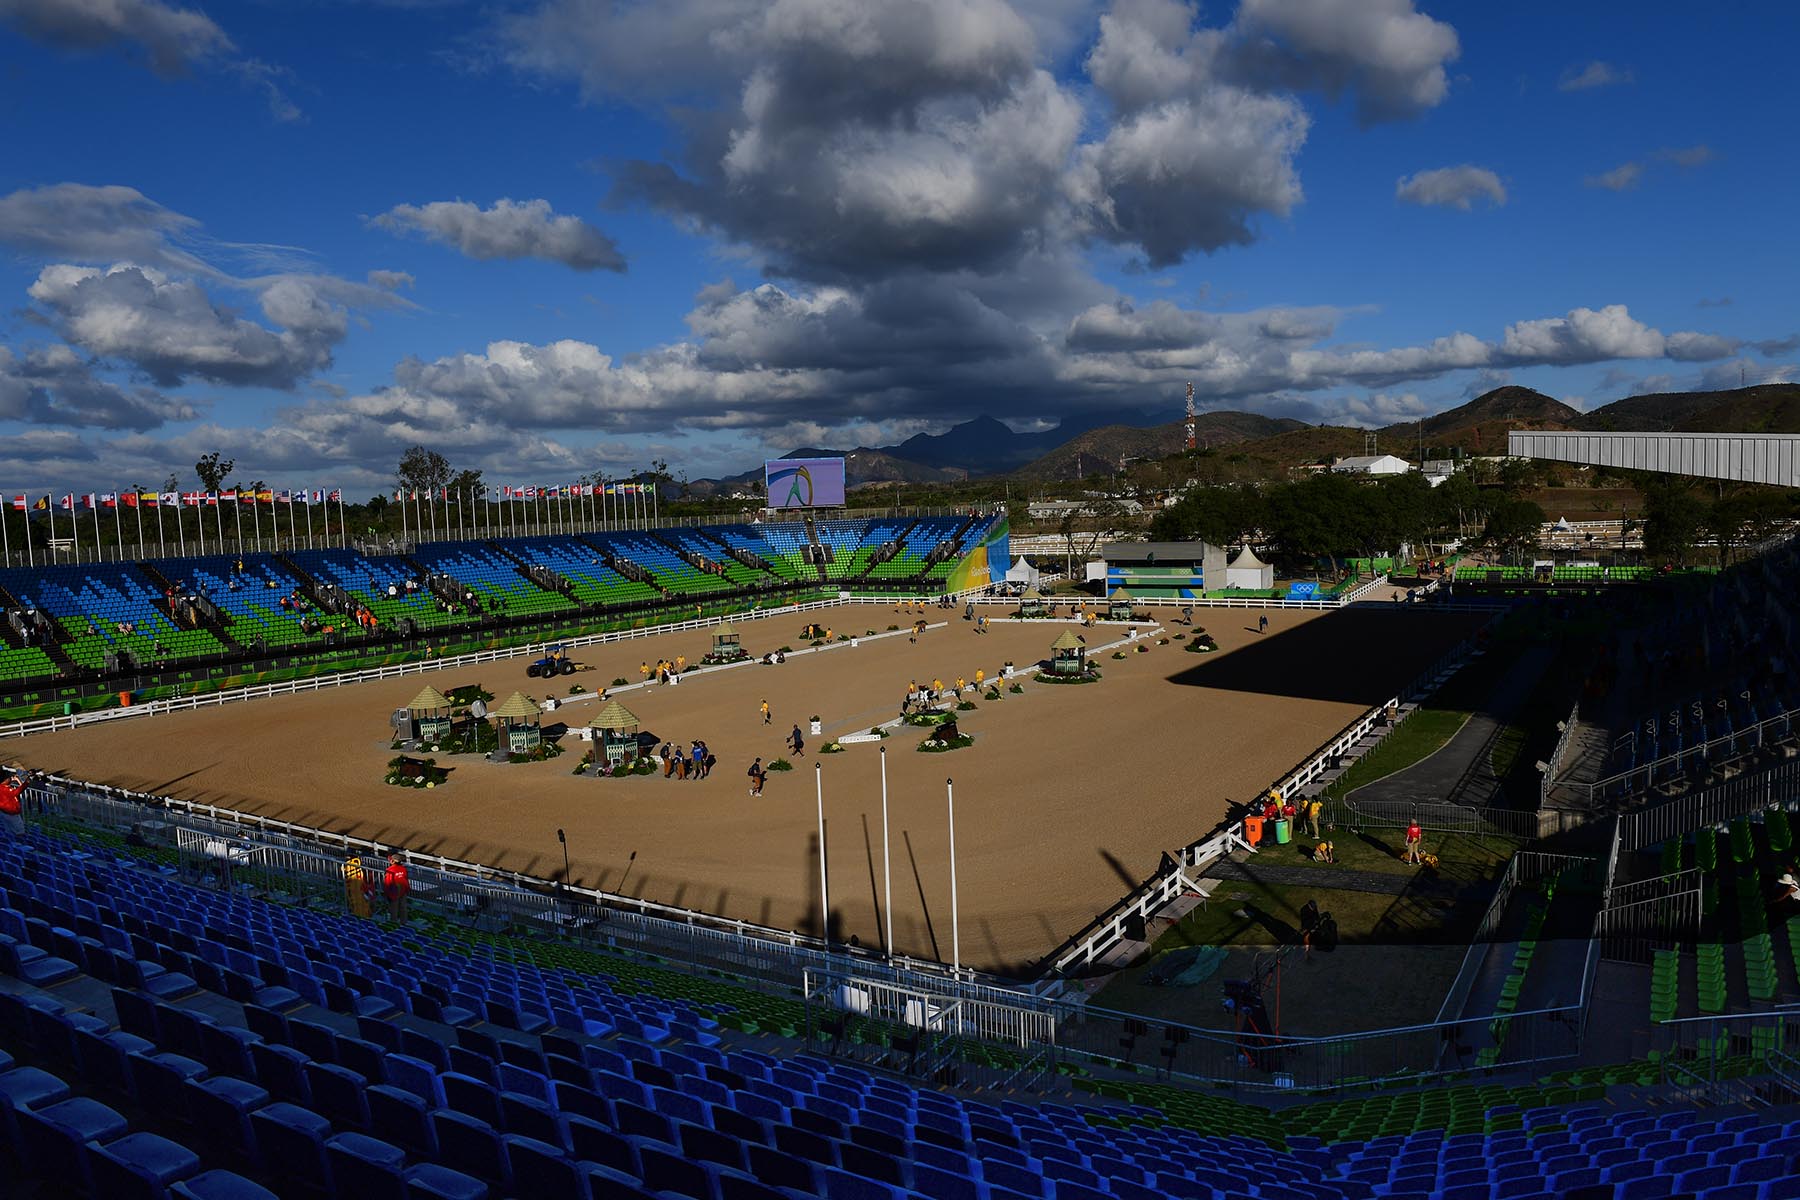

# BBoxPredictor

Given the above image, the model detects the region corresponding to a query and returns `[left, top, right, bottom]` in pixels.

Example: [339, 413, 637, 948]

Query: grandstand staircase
[802, 516, 830, 581]
[272, 553, 353, 618]
[0, 589, 74, 671]
[700, 529, 779, 576]
[484, 540, 578, 602]
[865, 520, 916, 574]
[923, 514, 981, 569]
[575, 536, 669, 597]
[138, 561, 243, 651]
[648, 530, 727, 580]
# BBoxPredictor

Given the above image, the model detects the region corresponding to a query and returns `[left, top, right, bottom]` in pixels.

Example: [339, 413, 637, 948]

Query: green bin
[1273, 818, 1291, 845]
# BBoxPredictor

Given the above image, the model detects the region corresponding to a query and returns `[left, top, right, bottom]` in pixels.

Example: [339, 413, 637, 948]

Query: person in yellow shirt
[760, 699, 771, 724]
[640, 660, 650, 680]
[344, 855, 370, 918]
[676, 654, 685, 673]
[825, 627, 833, 641]
[955, 676, 966, 694]
[975, 668, 985, 689]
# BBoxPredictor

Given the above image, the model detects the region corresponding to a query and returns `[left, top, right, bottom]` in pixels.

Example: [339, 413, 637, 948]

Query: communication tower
[1184, 382, 1197, 452]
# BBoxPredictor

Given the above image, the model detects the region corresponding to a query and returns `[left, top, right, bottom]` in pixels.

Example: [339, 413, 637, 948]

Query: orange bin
[1243, 816, 1264, 846]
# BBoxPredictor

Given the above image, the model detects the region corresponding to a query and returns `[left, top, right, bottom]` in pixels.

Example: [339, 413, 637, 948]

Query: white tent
[1225, 545, 1273, 590]
[1004, 556, 1041, 586]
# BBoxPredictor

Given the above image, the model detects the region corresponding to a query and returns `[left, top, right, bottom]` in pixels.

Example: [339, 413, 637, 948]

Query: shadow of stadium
[1169, 609, 1476, 705]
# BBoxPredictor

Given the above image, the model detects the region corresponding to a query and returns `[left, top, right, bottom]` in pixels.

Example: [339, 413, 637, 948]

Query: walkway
[1345, 647, 1553, 810]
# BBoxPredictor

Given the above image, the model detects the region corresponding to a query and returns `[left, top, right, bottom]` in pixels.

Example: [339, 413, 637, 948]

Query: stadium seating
[180, 556, 321, 649]
[656, 528, 782, 590]
[4, 814, 1800, 1200]
[501, 538, 663, 608]
[288, 549, 467, 631]
[0, 563, 227, 670]
[410, 542, 578, 617]
[592, 532, 733, 596]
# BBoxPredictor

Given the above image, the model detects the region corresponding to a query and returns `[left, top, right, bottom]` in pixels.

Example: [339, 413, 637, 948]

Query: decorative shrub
[1038, 667, 1100, 685]
[1112, 651, 1127, 659]
[887, 624, 900, 631]
[869, 727, 889, 738]
[385, 755, 448, 788]
[983, 688, 1002, 700]
[441, 722, 499, 756]
[821, 742, 846, 754]
[568, 683, 585, 694]
[918, 732, 974, 753]
[611, 676, 630, 687]
[956, 700, 978, 711]
[768, 758, 795, 772]
[1008, 683, 1024, 693]
[444, 684, 494, 706]
[1135, 643, 1149, 653]
[1184, 634, 1218, 652]
[904, 710, 956, 726]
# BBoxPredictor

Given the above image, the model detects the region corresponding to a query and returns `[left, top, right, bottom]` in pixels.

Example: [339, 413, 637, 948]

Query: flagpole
[947, 777, 960, 976]
[251, 494, 261, 550]
[116, 496, 124, 562]
[214, 495, 223, 550]
[232, 495, 242, 556]
[176, 497, 185, 557]
[92, 498, 101, 561]
[816, 763, 829, 944]
[880, 746, 893, 958]
[134, 497, 145, 559]
[2, 502, 10, 568]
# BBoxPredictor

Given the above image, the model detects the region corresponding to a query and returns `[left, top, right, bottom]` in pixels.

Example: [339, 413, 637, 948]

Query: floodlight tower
[1184, 382, 1197, 451]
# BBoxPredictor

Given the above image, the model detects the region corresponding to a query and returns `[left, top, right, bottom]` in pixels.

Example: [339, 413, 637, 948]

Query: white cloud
[1558, 60, 1632, 91]
[371, 198, 626, 272]
[0, 0, 231, 75]
[1395, 165, 1506, 210]
[0, 183, 207, 274]
[1655, 144, 1715, 169]
[1230, 0, 1460, 123]
[1499, 305, 1665, 363]
[0, 343, 198, 430]
[1663, 331, 1740, 362]
[1585, 162, 1643, 191]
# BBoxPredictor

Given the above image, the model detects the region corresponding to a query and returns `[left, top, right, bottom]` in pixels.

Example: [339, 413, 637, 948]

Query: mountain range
[688, 382, 1800, 490]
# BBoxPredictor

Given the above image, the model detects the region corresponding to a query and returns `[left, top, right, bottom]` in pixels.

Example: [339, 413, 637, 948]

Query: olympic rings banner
[763, 457, 846, 509]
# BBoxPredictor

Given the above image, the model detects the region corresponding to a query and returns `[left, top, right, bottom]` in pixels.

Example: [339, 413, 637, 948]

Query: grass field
[1323, 707, 1471, 798]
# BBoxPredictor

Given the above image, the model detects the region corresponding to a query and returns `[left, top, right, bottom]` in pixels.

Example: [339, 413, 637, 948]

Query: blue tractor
[526, 644, 580, 678]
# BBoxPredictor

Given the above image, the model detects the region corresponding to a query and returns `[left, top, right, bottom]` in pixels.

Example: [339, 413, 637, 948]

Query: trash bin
[1273, 818, 1291, 845]
[118, 691, 133, 707]
[1244, 816, 1264, 846]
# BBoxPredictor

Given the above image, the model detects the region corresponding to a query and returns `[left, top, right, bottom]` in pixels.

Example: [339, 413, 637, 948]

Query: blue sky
[0, 0, 1794, 495]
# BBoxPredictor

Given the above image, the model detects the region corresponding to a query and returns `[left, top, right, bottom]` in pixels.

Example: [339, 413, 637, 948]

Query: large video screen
[764, 457, 846, 508]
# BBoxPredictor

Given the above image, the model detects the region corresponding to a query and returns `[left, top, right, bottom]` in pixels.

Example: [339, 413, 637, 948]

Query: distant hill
[1382, 387, 1580, 442]
[889, 410, 1131, 473]
[1576, 382, 1800, 433]
[1014, 412, 1305, 479]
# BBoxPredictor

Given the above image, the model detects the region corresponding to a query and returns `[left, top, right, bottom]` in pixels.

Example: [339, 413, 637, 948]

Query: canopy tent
[490, 690, 545, 756]
[588, 699, 640, 732]
[1049, 628, 1087, 675]
[1004, 556, 1041, 586]
[1225, 545, 1274, 591]
[488, 692, 542, 722]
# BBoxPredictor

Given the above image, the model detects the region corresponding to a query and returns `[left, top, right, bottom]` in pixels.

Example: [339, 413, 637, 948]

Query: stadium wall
[943, 517, 1008, 593]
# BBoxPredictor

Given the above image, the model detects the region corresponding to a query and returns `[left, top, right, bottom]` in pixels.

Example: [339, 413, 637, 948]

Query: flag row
[394, 483, 651, 501]
[10, 489, 344, 511]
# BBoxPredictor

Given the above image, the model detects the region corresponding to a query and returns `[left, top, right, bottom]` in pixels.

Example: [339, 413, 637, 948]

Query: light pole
[880, 747, 893, 958]
[947, 777, 960, 977]
[816, 764, 829, 946]
[556, 827, 570, 885]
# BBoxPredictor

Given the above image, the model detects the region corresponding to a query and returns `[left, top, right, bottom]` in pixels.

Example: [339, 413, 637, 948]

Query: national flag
[121, 492, 138, 508]
[10, 495, 24, 511]
[80, 493, 96, 509]
[275, 489, 291, 504]
[204, 492, 219, 506]
[327, 489, 341, 503]
[181, 491, 201, 506]
[140, 491, 160, 507]
[257, 489, 273, 503]
[219, 489, 236, 503]
[159, 491, 178, 507]
[32, 496, 48, 511]
[100, 492, 117, 508]
[238, 490, 256, 505]
[58, 494, 74, 510]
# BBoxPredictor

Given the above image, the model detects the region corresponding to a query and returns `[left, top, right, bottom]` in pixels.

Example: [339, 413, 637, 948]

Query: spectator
[344, 855, 371, 918]
[0, 768, 32, 841]
[382, 852, 410, 923]
[748, 757, 766, 797]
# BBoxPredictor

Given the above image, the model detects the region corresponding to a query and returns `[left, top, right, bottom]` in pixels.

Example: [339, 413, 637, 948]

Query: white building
[1331, 454, 1413, 476]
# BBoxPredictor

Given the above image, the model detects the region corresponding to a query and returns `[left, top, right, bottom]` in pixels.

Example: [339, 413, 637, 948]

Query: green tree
[1149, 485, 1265, 547]
[195, 451, 235, 492]
[397, 446, 451, 494]
[1641, 482, 1708, 564]
[1480, 497, 1547, 560]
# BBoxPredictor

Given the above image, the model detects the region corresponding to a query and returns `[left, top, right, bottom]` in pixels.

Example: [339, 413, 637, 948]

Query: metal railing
[1654, 1009, 1800, 1108]
[1541, 703, 1580, 806]
[1579, 704, 1800, 803]
[1617, 757, 1800, 852]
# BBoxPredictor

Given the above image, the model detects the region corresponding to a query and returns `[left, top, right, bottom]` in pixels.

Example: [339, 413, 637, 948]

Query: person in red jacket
[0, 768, 29, 840]
[383, 851, 411, 924]
[1404, 820, 1424, 865]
